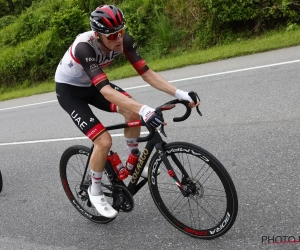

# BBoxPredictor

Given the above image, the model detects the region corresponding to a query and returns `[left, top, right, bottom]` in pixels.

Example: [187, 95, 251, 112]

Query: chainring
[112, 185, 134, 212]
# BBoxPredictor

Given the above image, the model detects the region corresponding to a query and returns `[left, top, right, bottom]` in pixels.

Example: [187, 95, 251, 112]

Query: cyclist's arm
[75, 42, 111, 91]
[140, 69, 177, 96]
[123, 33, 177, 96]
[123, 34, 199, 106]
[101, 85, 143, 114]
[123, 33, 149, 76]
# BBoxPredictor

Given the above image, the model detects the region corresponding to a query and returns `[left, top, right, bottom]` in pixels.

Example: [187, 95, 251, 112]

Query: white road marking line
[0, 100, 57, 111]
[1, 59, 299, 146]
[169, 59, 300, 83]
[1, 59, 299, 112]
[0, 132, 149, 146]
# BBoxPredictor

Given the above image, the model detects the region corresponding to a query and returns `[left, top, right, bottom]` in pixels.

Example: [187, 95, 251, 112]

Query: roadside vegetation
[0, 0, 299, 101]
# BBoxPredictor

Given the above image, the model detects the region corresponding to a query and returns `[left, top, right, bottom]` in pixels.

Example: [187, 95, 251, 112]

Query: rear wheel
[59, 145, 116, 224]
[148, 142, 238, 239]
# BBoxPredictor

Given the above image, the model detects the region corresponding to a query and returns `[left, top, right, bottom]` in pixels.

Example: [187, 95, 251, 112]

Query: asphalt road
[0, 46, 299, 250]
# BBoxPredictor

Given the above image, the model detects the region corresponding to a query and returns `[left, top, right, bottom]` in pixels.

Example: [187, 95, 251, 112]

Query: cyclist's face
[100, 33, 124, 52]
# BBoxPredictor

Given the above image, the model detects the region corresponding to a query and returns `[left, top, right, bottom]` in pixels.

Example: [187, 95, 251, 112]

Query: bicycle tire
[148, 142, 238, 239]
[59, 145, 116, 224]
[0, 170, 2, 193]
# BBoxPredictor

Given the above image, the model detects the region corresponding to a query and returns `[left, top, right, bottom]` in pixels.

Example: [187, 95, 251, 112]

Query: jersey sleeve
[123, 33, 149, 75]
[74, 42, 110, 91]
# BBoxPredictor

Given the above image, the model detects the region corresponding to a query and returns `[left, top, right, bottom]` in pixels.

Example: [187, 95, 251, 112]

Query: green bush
[0, 15, 16, 29]
[0, 21, 19, 48]
[0, 2, 89, 88]
[47, 6, 89, 65]
[0, 30, 52, 88]
[0, 0, 299, 88]
[0, 0, 62, 47]
[206, 0, 300, 33]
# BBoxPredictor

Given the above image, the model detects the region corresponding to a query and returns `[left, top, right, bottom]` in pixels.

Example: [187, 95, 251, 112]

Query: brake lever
[155, 108, 167, 137]
[159, 124, 167, 137]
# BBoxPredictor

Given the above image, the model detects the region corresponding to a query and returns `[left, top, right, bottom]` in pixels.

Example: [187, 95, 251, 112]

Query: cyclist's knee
[93, 132, 112, 151]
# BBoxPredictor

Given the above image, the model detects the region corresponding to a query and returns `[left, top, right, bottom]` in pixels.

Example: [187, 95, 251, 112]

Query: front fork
[155, 142, 190, 197]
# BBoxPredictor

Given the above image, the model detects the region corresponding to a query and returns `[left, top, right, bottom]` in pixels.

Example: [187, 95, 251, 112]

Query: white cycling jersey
[55, 31, 122, 87]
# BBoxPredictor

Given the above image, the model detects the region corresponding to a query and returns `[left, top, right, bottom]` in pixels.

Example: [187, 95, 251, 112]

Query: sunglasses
[103, 29, 125, 40]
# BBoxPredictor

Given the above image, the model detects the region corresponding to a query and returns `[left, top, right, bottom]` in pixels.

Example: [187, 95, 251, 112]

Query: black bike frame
[80, 122, 188, 197]
[79, 98, 201, 197]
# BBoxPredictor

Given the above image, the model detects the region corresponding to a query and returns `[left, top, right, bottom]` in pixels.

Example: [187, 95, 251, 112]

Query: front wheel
[148, 142, 238, 239]
[59, 145, 116, 224]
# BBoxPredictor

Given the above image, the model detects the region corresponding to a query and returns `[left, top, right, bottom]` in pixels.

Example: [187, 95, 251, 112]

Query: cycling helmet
[90, 5, 125, 34]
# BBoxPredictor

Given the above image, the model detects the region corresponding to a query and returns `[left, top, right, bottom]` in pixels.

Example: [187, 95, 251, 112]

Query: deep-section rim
[148, 141, 238, 239]
[59, 145, 115, 224]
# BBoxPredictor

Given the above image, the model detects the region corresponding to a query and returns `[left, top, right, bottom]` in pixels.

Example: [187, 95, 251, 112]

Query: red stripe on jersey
[92, 73, 108, 86]
[132, 59, 147, 75]
[86, 123, 106, 140]
[70, 44, 81, 64]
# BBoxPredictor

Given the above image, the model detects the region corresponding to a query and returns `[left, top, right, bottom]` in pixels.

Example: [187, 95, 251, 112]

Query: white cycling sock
[90, 170, 103, 195]
[125, 137, 139, 155]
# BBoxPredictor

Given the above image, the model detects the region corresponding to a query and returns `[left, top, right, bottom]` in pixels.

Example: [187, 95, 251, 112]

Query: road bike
[59, 97, 238, 239]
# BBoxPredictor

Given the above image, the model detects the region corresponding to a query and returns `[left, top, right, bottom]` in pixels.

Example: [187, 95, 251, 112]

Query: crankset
[112, 185, 134, 212]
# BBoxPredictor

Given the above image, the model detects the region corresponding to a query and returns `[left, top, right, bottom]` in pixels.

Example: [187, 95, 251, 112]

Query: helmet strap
[97, 34, 111, 54]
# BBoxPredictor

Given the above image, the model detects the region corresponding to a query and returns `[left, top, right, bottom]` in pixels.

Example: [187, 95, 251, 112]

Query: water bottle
[126, 149, 140, 175]
[107, 150, 128, 180]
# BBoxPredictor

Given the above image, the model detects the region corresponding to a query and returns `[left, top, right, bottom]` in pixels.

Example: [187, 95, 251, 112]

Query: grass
[0, 26, 299, 102]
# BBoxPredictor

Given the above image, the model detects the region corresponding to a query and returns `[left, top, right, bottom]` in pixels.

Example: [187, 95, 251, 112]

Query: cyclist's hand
[139, 105, 164, 128]
[175, 89, 200, 108]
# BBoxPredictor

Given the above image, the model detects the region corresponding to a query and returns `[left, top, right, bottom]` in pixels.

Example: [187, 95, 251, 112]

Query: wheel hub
[183, 178, 204, 198]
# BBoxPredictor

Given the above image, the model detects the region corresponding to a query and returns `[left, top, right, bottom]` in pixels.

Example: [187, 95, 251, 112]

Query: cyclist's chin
[113, 44, 123, 52]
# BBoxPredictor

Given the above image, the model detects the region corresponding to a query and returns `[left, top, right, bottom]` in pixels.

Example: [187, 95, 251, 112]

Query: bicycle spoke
[149, 142, 237, 238]
[191, 195, 222, 223]
[60, 146, 116, 224]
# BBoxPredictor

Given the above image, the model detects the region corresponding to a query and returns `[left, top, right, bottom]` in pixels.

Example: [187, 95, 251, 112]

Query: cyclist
[55, 5, 200, 219]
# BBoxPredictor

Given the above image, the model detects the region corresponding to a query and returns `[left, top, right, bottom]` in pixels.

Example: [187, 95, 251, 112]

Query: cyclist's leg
[89, 82, 141, 153]
[108, 83, 141, 138]
[56, 82, 118, 218]
[95, 82, 144, 176]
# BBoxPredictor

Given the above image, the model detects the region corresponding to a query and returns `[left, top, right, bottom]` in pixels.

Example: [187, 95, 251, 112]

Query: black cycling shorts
[56, 82, 131, 141]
